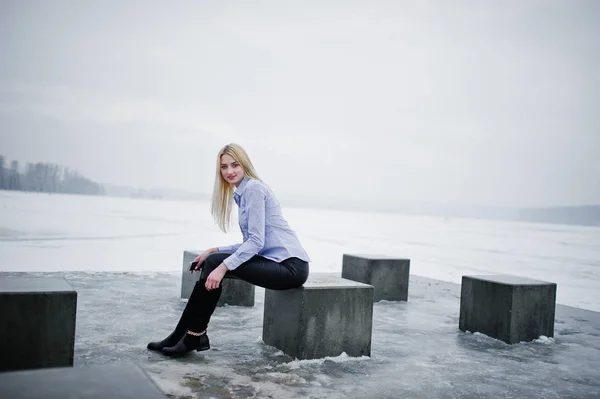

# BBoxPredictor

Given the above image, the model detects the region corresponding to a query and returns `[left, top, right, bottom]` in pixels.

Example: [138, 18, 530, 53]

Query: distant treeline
[0, 155, 105, 195]
[519, 206, 600, 227]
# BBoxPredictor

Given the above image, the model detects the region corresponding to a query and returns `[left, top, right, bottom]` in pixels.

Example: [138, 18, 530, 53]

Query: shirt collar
[233, 177, 250, 203]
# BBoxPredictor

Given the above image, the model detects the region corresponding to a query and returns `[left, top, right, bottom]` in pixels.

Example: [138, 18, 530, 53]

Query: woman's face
[220, 154, 245, 186]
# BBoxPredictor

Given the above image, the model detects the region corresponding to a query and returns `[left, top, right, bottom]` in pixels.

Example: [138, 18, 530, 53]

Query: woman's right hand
[191, 248, 217, 272]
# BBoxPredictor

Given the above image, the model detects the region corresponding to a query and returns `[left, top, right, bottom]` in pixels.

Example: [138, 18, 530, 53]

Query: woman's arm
[221, 188, 266, 271]
[205, 187, 267, 290]
[216, 243, 242, 253]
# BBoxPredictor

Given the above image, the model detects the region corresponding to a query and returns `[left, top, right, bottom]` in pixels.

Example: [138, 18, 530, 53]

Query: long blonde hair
[211, 143, 262, 232]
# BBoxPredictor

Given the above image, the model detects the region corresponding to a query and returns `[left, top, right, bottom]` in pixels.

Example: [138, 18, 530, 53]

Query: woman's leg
[160, 252, 309, 355]
[157, 253, 228, 355]
[227, 255, 309, 290]
[147, 253, 228, 351]
[183, 252, 309, 333]
[182, 252, 229, 333]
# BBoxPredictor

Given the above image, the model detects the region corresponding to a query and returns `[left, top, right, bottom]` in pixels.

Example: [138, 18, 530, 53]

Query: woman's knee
[205, 253, 224, 267]
[200, 253, 228, 279]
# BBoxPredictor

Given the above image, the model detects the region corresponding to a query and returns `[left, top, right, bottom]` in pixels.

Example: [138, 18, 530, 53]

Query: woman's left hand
[206, 263, 228, 291]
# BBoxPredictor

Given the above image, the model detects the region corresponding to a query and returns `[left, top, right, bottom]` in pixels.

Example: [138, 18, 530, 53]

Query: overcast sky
[1, 0, 598, 208]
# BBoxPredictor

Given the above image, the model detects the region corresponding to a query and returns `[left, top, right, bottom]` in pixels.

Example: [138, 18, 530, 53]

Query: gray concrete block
[342, 254, 410, 301]
[459, 275, 557, 344]
[181, 250, 255, 306]
[0, 277, 77, 372]
[263, 273, 373, 360]
[0, 362, 167, 398]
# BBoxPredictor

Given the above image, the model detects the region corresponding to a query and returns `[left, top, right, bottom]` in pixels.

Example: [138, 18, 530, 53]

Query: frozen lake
[1, 190, 599, 311]
[1, 191, 600, 398]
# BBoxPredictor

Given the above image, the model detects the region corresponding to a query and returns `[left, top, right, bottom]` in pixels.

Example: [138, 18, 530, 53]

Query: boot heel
[197, 344, 210, 352]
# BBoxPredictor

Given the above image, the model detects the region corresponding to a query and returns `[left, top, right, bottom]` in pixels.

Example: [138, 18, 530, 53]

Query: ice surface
[1, 191, 600, 397]
[0, 271, 597, 398]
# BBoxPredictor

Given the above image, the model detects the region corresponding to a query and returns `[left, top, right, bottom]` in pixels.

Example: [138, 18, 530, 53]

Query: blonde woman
[148, 143, 310, 357]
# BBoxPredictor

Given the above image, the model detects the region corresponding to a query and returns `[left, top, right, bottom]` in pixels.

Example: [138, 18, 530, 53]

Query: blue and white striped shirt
[217, 178, 311, 270]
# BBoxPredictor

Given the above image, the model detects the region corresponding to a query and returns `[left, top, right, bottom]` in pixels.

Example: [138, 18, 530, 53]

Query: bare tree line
[0, 155, 104, 195]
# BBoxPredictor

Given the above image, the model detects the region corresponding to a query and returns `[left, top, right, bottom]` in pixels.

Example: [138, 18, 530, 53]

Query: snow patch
[284, 352, 371, 369]
[532, 335, 555, 345]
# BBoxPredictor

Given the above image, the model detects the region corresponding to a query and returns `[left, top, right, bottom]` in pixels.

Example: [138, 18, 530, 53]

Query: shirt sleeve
[217, 243, 242, 253]
[222, 187, 266, 270]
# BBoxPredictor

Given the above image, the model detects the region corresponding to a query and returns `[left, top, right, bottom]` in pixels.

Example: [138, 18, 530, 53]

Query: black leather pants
[183, 252, 309, 332]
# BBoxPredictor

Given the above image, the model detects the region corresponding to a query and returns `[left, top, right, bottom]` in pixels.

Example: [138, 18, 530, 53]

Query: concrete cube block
[181, 250, 255, 306]
[0, 276, 77, 372]
[342, 254, 410, 302]
[0, 362, 167, 398]
[459, 275, 557, 344]
[263, 273, 373, 360]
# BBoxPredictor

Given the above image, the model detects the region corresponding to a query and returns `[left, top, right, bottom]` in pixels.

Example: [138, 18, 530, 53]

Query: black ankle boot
[147, 329, 185, 351]
[161, 332, 210, 357]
